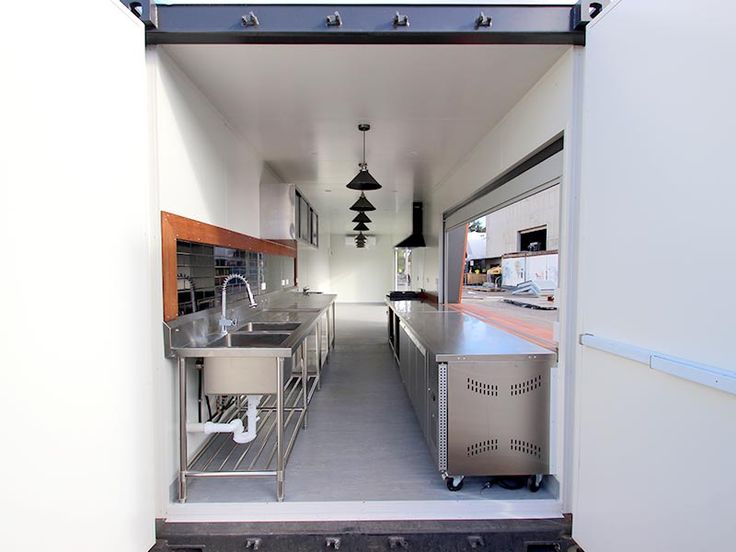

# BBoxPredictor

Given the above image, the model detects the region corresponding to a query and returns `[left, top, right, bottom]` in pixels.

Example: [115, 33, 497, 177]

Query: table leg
[178, 356, 188, 503]
[276, 357, 285, 502]
[302, 343, 308, 429]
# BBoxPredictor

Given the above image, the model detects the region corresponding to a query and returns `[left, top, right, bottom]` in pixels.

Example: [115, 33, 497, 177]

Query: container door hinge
[571, 0, 610, 30]
[121, 0, 158, 29]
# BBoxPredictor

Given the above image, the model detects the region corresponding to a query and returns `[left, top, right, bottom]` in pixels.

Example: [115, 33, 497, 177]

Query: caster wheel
[527, 474, 543, 492]
[446, 476, 464, 491]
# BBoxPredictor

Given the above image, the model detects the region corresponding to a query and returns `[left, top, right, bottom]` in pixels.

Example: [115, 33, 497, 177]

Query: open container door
[573, 1, 736, 550]
[2, 1, 155, 551]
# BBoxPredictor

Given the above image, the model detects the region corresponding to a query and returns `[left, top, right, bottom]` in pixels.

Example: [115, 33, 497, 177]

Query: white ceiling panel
[163, 43, 569, 234]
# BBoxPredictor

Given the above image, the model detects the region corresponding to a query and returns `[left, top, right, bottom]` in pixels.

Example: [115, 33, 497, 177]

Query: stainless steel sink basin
[210, 332, 290, 348]
[236, 321, 302, 332]
[264, 308, 321, 313]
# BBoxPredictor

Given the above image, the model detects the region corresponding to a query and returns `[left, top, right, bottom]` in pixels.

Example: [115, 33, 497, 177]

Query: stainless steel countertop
[168, 292, 336, 359]
[387, 300, 555, 362]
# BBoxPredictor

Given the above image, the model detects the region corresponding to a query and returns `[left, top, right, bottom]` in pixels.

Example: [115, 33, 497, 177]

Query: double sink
[179, 307, 326, 395]
[164, 292, 335, 433]
[210, 320, 303, 349]
[168, 305, 326, 360]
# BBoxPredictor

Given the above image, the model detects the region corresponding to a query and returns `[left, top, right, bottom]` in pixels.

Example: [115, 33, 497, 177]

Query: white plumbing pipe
[187, 395, 262, 445]
[233, 395, 261, 444]
[186, 419, 243, 435]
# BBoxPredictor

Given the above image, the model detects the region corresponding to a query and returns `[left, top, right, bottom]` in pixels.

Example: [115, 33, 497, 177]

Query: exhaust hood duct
[353, 222, 369, 232]
[349, 192, 376, 212]
[395, 201, 426, 248]
[352, 212, 371, 223]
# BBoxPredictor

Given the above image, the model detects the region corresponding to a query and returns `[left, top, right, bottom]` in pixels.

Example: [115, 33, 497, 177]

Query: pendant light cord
[362, 129, 366, 168]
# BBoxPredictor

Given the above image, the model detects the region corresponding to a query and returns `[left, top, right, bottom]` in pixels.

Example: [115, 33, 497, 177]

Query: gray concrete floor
[184, 303, 553, 503]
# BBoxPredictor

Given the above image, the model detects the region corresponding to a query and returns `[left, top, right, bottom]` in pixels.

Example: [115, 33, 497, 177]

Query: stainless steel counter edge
[386, 300, 556, 362]
[165, 292, 337, 359]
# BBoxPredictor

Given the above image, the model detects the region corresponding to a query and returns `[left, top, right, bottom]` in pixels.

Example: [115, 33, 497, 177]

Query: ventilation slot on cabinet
[467, 439, 499, 457]
[510, 439, 543, 459]
[510, 375, 543, 396]
[467, 377, 498, 396]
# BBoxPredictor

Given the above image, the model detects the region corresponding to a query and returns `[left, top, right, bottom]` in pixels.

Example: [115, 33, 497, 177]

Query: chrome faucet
[220, 273, 257, 332]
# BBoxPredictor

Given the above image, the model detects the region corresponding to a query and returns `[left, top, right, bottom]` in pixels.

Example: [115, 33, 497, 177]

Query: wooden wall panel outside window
[161, 211, 296, 322]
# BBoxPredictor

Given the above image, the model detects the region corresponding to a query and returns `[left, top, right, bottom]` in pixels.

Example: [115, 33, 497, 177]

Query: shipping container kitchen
[2, 1, 735, 551]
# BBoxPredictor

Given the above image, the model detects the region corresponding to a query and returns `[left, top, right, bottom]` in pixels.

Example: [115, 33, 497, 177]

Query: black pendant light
[346, 124, 382, 191]
[353, 221, 369, 232]
[349, 192, 375, 212]
[355, 232, 367, 242]
[352, 212, 371, 224]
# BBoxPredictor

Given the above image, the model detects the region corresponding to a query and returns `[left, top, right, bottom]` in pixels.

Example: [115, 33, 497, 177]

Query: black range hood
[395, 202, 426, 248]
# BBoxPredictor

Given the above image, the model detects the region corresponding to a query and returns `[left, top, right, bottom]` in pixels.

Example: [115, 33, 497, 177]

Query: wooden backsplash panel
[161, 211, 296, 321]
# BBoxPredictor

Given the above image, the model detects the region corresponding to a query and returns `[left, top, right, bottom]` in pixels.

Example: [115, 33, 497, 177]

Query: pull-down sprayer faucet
[220, 273, 257, 332]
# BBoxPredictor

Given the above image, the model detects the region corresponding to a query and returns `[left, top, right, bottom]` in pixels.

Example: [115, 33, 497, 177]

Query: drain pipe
[233, 395, 261, 444]
[187, 395, 262, 444]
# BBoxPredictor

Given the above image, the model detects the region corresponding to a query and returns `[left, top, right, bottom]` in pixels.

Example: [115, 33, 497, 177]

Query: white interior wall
[1, 2, 155, 550]
[485, 185, 560, 257]
[329, 234, 394, 302]
[424, 50, 573, 294]
[572, 2, 736, 550]
[297, 211, 332, 293]
[147, 48, 289, 512]
[153, 48, 275, 237]
[423, 49, 577, 508]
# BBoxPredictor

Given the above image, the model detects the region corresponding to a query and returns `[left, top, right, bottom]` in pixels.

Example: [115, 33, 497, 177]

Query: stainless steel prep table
[165, 291, 336, 502]
[386, 300, 556, 491]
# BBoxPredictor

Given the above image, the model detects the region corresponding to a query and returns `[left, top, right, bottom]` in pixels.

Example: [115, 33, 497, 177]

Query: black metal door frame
[121, 1, 607, 45]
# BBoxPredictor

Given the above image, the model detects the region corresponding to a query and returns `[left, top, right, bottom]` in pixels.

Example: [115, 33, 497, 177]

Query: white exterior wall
[1, 2, 155, 550]
[485, 185, 560, 258]
[572, 1, 736, 550]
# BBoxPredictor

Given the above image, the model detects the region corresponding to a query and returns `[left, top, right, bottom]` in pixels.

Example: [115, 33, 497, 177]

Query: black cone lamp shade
[346, 123, 382, 191]
[346, 168, 381, 191]
[356, 241, 366, 248]
[353, 222, 369, 232]
[352, 212, 371, 224]
[349, 192, 375, 212]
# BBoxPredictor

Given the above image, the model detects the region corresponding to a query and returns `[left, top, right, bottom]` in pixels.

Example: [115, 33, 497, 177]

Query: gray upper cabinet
[295, 189, 319, 247]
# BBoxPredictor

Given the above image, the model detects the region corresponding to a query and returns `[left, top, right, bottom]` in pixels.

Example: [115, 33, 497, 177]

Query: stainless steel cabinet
[446, 358, 551, 477]
[426, 358, 439, 463]
[399, 324, 411, 386]
[414, 341, 427, 436]
[389, 306, 554, 490]
[398, 321, 431, 444]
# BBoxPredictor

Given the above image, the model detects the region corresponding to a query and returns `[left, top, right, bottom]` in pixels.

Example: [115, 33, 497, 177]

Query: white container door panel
[573, 1, 736, 551]
[2, 2, 154, 552]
